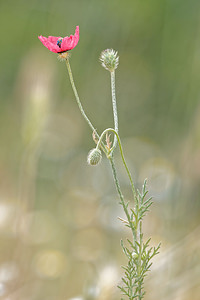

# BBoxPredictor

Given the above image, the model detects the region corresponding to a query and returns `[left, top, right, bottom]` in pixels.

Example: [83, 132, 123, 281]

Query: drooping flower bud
[100, 49, 119, 72]
[87, 148, 102, 166]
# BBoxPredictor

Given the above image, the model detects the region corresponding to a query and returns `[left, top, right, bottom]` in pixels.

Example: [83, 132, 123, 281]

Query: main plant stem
[109, 155, 136, 241]
[138, 220, 143, 300]
[109, 155, 143, 300]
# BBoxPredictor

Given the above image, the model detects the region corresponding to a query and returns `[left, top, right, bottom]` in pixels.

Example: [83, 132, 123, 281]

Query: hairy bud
[87, 148, 102, 166]
[100, 49, 119, 72]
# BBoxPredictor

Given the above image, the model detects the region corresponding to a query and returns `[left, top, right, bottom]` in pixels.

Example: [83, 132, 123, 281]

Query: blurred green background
[0, 0, 200, 299]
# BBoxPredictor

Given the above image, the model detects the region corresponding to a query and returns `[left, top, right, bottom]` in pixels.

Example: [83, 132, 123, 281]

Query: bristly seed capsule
[87, 148, 102, 166]
[100, 49, 119, 72]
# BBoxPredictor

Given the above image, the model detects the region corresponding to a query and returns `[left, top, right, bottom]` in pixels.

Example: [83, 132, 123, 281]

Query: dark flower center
[57, 38, 63, 48]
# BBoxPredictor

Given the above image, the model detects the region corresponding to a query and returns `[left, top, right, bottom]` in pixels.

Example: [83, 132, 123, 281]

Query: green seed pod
[87, 148, 102, 166]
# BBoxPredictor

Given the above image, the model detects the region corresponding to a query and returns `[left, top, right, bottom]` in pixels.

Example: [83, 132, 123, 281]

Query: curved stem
[65, 58, 107, 153]
[96, 128, 136, 198]
[110, 71, 118, 149]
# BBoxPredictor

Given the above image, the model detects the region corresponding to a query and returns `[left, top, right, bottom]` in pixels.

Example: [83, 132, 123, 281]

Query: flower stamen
[57, 38, 63, 48]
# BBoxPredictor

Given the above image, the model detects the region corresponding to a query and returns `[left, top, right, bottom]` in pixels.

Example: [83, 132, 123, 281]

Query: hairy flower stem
[65, 58, 106, 153]
[65, 58, 96, 132]
[110, 71, 118, 149]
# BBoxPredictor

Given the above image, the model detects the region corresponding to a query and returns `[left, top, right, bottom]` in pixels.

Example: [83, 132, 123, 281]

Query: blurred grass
[0, 0, 200, 299]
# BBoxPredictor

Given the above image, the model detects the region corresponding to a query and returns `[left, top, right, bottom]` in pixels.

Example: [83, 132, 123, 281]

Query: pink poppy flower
[38, 26, 79, 53]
